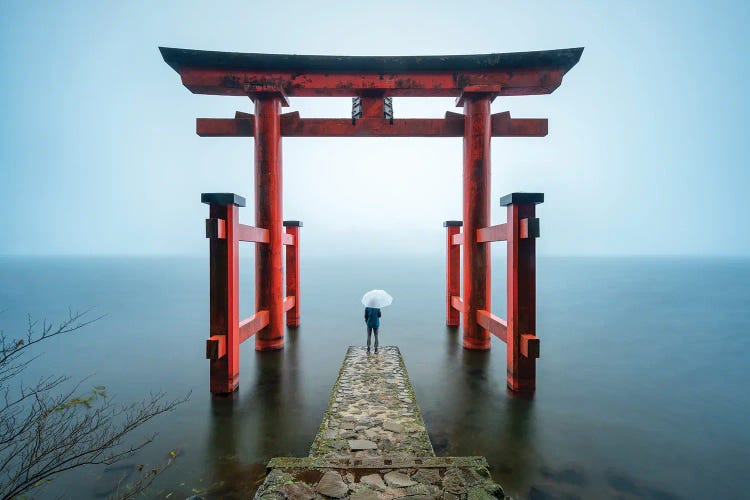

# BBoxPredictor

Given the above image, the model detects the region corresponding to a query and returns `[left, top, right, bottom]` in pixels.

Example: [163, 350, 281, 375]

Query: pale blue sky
[1, 1, 748, 257]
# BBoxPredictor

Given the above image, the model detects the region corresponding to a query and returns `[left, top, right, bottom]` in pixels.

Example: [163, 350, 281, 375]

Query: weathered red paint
[461, 94, 492, 350]
[506, 200, 540, 392]
[359, 94, 386, 118]
[206, 309, 270, 360]
[254, 95, 285, 351]
[177, 67, 566, 98]
[206, 202, 240, 394]
[196, 113, 547, 138]
[284, 223, 301, 327]
[444, 222, 462, 327]
[171, 46, 581, 395]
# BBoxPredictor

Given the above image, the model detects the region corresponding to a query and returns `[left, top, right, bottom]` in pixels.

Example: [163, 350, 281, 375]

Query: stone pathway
[254, 346, 508, 500]
[309, 347, 433, 461]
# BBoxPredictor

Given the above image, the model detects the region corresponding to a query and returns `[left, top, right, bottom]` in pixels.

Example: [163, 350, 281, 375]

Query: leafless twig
[0, 310, 189, 499]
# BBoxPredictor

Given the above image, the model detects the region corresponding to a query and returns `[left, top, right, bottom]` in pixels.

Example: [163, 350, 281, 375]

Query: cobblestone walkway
[309, 346, 434, 460]
[254, 346, 507, 500]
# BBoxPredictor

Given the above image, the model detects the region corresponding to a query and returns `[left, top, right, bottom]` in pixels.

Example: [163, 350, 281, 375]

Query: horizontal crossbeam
[176, 66, 568, 98]
[477, 310, 507, 343]
[452, 233, 463, 246]
[239, 310, 269, 344]
[477, 223, 508, 243]
[205, 219, 271, 244]
[205, 310, 270, 360]
[239, 224, 269, 243]
[196, 111, 547, 138]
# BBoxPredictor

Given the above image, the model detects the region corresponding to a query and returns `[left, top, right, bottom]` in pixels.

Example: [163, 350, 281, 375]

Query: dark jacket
[364, 307, 381, 328]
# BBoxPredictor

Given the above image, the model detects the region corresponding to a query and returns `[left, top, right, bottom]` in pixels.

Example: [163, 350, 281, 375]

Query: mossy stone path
[254, 347, 507, 500]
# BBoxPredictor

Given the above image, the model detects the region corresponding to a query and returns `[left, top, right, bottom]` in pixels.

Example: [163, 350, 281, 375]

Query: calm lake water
[1, 255, 748, 499]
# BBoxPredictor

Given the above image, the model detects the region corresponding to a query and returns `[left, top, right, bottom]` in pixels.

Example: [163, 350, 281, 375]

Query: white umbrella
[361, 289, 393, 308]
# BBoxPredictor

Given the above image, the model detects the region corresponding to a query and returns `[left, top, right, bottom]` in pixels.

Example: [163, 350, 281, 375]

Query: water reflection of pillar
[445, 326, 460, 361]
[497, 393, 536, 494]
[251, 326, 301, 460]
[453, 349, 536, 492]
[206, 395, 246, 495]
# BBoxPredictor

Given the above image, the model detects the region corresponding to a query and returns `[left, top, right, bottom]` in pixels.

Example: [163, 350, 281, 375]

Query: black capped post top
[499, 192, 544, 207]
[443, 220, 463, 227]
[201, 193, 246, 207]
[283, 220, 303, 227]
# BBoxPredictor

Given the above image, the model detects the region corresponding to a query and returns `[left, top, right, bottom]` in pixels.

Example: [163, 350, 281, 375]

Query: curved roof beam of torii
[159, 47, 584, 98]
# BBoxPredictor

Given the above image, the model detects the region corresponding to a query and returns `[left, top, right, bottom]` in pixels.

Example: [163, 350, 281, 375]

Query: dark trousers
[367, 327, 379, 350]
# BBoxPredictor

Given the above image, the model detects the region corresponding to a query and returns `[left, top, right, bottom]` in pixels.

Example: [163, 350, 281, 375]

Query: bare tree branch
[0, 311, 189, 499]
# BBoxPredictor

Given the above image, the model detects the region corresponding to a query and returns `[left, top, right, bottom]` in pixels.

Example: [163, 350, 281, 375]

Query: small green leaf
[94, 385, 105, 390]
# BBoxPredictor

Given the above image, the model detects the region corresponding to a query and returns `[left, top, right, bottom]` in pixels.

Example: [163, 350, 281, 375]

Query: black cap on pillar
[499, 192, 544, 206]
[201, 193, 246, 207]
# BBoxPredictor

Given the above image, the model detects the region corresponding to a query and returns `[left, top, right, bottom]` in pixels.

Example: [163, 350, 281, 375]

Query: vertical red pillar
[254, 94, 285, 350]
[444, 220, 462, 326]
[502, 192, 543, 392]
[284, 220, 302, 327]
[460, 94, 492, 350]
[202, 192, 244, 395]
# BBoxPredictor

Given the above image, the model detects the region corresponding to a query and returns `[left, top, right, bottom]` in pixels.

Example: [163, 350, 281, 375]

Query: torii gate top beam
[159, 47, 583, 98]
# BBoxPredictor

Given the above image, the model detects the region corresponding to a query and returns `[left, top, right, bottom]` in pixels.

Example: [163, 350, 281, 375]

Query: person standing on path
[364, 306, 381, 353]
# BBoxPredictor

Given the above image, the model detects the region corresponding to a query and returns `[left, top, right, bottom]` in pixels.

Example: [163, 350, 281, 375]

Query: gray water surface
[1, 255, 748, 499]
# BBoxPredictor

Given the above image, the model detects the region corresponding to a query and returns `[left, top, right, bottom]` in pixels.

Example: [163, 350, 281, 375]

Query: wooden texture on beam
[238, 224, 269, 243]
[175, 66, 567, 98]
[477, 223, 508, 243]
[477, 309, 508, 343]
[491, 111, 548, 137]
[197, 113, 547, 138]
[205, 309, 272, 360]
[239, 310, 270, 344]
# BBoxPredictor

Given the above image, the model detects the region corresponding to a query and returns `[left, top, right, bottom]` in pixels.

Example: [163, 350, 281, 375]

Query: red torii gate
[160, 47, 582, 395]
